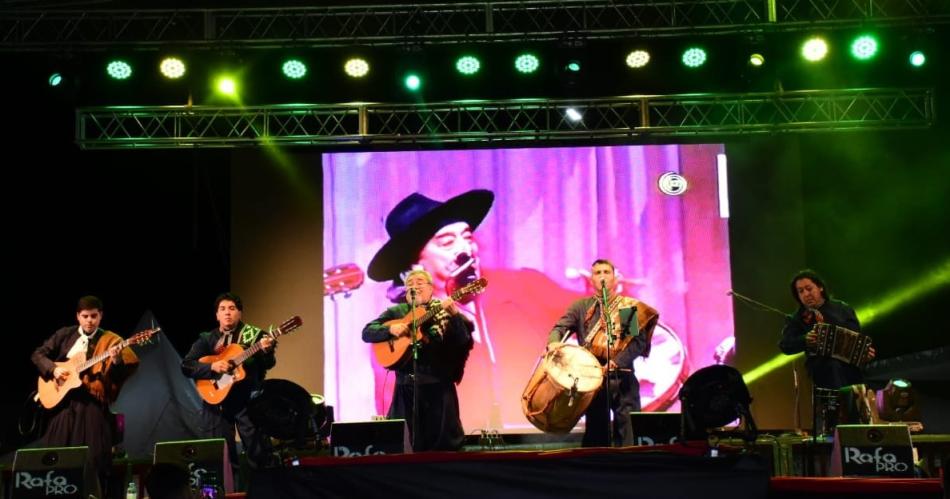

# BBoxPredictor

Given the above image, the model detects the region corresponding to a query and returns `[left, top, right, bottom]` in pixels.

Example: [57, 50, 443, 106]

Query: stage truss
[2, 0, 948, 50]
[75, 87, 933, 149]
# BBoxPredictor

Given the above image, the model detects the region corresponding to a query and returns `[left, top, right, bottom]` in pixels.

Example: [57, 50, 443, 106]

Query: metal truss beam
[75, 88, 934, 149]
[3, 1, 948, 50]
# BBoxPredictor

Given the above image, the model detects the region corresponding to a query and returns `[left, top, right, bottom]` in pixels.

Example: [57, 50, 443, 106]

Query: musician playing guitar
[181, 292, 276, 470]
[30, 295, 140, 497]
[362, 269, 474, 451]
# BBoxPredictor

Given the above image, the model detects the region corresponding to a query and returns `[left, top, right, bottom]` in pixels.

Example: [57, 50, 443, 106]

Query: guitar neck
[77, 338, 130, 373]
[412, 289, 467, 325]
[231, 328, 285, 366]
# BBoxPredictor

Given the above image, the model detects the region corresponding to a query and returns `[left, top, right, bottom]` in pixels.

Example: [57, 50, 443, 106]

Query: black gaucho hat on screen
[367, 189, 494, 282]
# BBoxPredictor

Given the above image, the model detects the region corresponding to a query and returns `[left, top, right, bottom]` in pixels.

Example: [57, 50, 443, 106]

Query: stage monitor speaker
[330, 420, 411, 457]
[10, 446, 98, 499]
[629, 412, 681, 446]
[831, 424, 915, 477]
[153, 438, 233, 493]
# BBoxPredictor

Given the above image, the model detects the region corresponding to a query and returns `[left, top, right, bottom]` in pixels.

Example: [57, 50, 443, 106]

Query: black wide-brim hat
[367, 189, 494, 282]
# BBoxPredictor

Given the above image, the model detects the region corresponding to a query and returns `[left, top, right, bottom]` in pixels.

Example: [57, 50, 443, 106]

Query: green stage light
[682, 47, 707, 68]
[749, 53, 765, 67]
[48, 73, 63, 87]
[106, 60, 132, 80]
[514, 53, 540, 74]
[802, 37, 828, 62]
[215, 76, 237, 96]
[565, 60, 581, 72]
[159, 57, 186, 79]
[909, 51, 926, 67]
[850, 35, 879, 61]
[344, 58, 369, 78]
[282, 59, 307, 79]
[625, 50, 650, 69]
[404, 73, 422, 91]
[456, 55, 480, 75]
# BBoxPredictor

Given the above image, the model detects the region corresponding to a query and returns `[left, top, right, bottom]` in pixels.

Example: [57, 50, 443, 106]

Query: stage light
[876, 379, 920, 422]
[514, 53, 540, 74]
[565, 107, 582, 122]
[565, 60, 581, 72]
[282, 59, 307, 79]
[679, 365, 757, 442]
[215, 76, 238, 96]
[749, 53, 765, 67]
[909, 51, 926, 67]
[344, 58, 369, 78]
[159, 57, 186, 79]
[106, 60, 132, 80]
[850, 34, 879, 61]
[456, 55, 480, 75]
[802, 37, 828, 62]
[626, 50, 650, 69]
[404, 73, 422, 91]
[682, 47, 707, 68]
[48, 73, 63, 87]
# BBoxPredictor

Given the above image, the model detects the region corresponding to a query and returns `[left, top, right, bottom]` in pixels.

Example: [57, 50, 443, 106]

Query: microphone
[408, 288, 417, 302]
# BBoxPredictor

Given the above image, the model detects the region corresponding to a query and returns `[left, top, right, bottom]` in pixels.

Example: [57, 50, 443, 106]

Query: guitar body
[372, 306, 429, 369]
[195, 344, 248, 405]
[371, 279, 489, 369]
[36, 355, 85, 409]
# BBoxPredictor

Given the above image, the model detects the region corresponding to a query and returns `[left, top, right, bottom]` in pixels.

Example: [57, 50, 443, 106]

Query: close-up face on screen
[323, 144, 735, 432]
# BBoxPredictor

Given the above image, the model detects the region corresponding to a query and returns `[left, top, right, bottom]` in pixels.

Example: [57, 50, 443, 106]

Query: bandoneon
[809, 323, 873, 368]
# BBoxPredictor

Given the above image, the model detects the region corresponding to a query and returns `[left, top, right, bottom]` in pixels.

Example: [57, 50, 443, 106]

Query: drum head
[545, 344, 602, 392]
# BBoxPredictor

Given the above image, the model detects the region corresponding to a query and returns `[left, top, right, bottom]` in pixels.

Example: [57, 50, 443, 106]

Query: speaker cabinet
[153, 438, 233, 492]
[831, 424, 915, 477]
[11, 446, 98, 499]
[330, 420, 412, 457]
[629, 412, 681, 446]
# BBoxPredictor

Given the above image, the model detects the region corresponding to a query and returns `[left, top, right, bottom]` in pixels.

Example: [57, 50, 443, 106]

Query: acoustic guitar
[195, 316, 302, 405]
[324, 263, 364, 298]
[36, 328, 159, 409]
[372, 278, 487, 369]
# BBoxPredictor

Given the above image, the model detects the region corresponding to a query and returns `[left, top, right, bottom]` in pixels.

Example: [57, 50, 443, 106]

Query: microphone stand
[409, 289, 420, 452]
[600, 280, 615, 447]
[729, 290, 805, 437]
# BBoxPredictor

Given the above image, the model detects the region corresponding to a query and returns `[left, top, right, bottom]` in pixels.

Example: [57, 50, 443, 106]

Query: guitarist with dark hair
[30, 295, 140, 497]
[181, 292, 277, 473]
[362, 269, 474, 451]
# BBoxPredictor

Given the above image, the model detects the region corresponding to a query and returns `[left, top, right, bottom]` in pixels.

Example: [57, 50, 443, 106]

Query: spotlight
[344, 58, 370, 78]
[749, 53, 765, 67]
[678, 365, 757, 442]
[909, 51, 926, 67]
[282, 59, 307, 79]
[215, 76, 237, 96]
[159, 57, 186, 79]
[625, 50, 650, 69]
[247, 379, 330, 449]
[514, 53, 540, 74]
[876, 379, 920, 422]
[404, 73, 422, 91]
[802, 37, 829, 62]
[106, 60, 132, 80]
[48, 73, 63, 87]
[565, 60, 581, 72]
[565, 107, 582, 122]
[682, 47, 707, 68]
[850, 34, 879, 61]
[455, 55, 481, 75]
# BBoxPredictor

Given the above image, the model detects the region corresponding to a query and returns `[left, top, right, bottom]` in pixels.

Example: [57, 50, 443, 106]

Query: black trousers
[582, 371, 641, 447]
